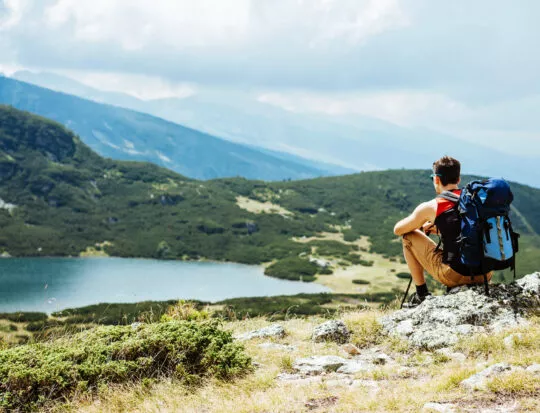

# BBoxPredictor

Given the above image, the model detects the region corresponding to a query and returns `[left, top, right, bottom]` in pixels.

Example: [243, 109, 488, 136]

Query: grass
[21, 308, 537, 413]
[487, 370, 540, 396]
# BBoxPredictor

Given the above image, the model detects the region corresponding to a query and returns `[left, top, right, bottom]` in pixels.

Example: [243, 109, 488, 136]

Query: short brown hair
[433, 156, 461, 186]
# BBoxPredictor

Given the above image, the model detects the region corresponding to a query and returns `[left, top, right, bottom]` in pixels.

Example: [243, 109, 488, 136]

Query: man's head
[432, 156, 461, 193]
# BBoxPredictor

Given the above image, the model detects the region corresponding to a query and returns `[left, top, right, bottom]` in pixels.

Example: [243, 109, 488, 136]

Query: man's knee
[402, 230, 422, 248]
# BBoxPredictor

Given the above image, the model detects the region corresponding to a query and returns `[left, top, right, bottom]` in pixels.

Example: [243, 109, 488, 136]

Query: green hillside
[0, 105, 539, 279]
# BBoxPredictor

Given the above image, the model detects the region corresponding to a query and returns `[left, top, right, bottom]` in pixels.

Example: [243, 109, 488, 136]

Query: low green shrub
[317, 266, 334, 275]
[53, 300, 184, 325]
[0, 312, 48, 323]
[264, 257, 318, 282]
[0, 320, 251, 411]
[352, 279, 370, 285]
[395, 272, 411, 279]
[308, 240, 356, 258]
[25, 319, 65, 332]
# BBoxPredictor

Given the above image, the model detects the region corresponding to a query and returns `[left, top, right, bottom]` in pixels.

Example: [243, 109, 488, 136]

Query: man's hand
[422, 222, 436, 235]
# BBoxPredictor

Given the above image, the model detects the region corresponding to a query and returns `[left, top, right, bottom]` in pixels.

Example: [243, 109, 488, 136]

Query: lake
[0, 258, 330, 313]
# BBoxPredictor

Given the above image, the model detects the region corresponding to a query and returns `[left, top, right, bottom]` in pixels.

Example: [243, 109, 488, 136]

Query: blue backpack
[439, 178, 520, 294]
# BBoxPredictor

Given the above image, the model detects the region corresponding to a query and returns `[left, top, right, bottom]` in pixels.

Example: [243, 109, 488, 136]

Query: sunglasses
[430, 173, 442, 180]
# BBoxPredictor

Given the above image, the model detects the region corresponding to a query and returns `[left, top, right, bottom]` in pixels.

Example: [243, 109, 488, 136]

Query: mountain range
[11, 70, 538, 188]
[0, 75, 348, 181]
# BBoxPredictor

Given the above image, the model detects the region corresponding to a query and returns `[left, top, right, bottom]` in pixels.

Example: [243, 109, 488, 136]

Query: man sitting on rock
[393, 156, 491, 308]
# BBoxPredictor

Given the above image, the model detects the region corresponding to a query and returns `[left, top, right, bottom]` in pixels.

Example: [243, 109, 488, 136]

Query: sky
[0, 0, 539, 156]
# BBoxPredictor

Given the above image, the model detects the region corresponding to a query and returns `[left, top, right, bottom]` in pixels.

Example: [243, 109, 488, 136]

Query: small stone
[258, 342, 296, 352]
[503, 333, 523, 349]
[130, 322, 143, 330]
[276, 373, 321, 385]
[325, 377, 354, 387]
[237, 324, 286, 341]
[396, 319, 414, 336]
[422, 402, 456, 413]
[435, 348, 467, 363]
[526, 363, 540, 375]
[336, 360, 374, 374]
[350, 379, 380, 395]
[516, 272, 540, 294]
[371, 352, 392, 365]
[293, 356, 348, 376]
[312, 320, 350, 344]
[342, 343, 361, 356]
[461, 363, 512, 391]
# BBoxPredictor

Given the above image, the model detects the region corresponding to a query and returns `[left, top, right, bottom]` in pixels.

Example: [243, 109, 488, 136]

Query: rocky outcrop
[236, 324, 286, 341]
[312, 320, 350, 344]
[380, 273, 540, 349]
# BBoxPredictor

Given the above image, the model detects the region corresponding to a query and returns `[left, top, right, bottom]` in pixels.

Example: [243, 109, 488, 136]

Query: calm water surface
[0, 258, 329, 313]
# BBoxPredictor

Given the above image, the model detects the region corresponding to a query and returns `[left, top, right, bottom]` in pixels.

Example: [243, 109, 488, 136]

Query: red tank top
[436, 189, 461, 217]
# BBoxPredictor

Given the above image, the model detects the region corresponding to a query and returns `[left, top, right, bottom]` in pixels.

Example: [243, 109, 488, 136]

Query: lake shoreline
[0, 257, 331, 313]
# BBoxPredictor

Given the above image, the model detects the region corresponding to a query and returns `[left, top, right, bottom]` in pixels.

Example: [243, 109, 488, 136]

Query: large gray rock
[237, 324, 286, 341]
[293, 355, 348, 375]
[336, 360, 374, 374]
[312, 320, 350, 344]
[380, 273, 540, 349]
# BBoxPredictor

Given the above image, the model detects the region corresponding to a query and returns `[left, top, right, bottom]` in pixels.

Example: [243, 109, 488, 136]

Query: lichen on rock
[380, 273, 540, 349]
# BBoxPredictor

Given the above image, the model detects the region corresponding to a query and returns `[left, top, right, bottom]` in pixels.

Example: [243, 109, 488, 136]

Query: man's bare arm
[393, 201, 436, 236]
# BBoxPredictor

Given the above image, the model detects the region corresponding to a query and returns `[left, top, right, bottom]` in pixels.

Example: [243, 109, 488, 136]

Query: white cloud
[307, 0, 409, 47]
[60, 70, 196, 100]
[257, 90, 466, 127]
[44, 0, 251, 50]
[257, 89, 540, 156]
[0, 0, 27, 31]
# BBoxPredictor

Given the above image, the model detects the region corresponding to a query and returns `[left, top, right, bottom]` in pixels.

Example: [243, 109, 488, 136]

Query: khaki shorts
[402, 230, 492, 288]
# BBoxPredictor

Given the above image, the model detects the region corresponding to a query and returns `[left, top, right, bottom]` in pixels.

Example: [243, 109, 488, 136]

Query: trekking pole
[400, 276, 413, 309]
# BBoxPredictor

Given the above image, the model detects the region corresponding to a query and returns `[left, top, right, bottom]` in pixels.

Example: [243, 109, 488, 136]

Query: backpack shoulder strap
[437, 191, 460, 203]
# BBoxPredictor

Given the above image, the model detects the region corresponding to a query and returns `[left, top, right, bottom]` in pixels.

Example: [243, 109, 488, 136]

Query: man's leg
[402, 230, 440, 300]
[403, 238, 426, 286]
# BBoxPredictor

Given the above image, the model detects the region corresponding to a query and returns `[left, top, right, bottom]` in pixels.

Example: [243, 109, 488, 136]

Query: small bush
[0, 320, 251, 410]
[395, 272, 411, 279]
[348, 315, 384, 348]
[317, 266, 333, 275]
[0, 312, 48, 323]
[161, 300, 209, 322]
[487, 371, 540, 395]
[264, 257, 318, 282]
[352, 279, 370, 285]
[53, 300, 182, 325]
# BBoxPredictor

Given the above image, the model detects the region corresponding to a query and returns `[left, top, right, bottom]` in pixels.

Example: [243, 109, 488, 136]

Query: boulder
[380, 273, 540, 349]
[312, 320, 350, 344]
[293, 355, 348, 375]
[336, 360, 374, 374]
[237, 324, 286, 341]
